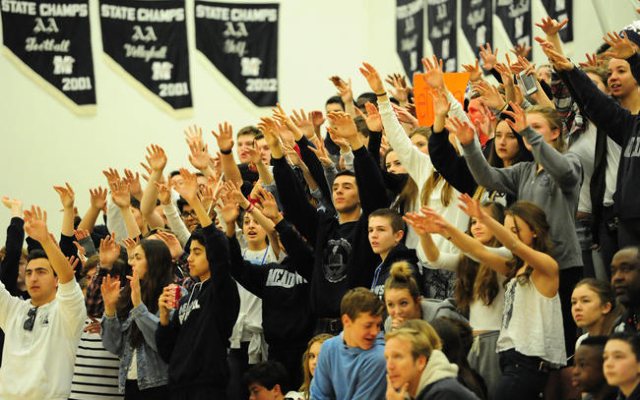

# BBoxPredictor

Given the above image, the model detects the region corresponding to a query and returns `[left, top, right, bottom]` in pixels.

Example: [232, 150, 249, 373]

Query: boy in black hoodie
[156, 169, 240, 400]
[264, 111, 389, 334]
[368, 208, 423, 299]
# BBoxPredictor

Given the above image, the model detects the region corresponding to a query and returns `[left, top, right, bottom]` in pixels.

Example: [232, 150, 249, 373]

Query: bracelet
[244, 203, 254, 213]
[219, 148, 232, 155]
[375, 91, 387, 97]
[446, 235, 452, 241]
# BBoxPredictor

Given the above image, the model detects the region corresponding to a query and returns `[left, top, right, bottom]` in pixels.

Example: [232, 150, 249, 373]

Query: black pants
[495, 350, 550, 400]
[619, 217, 640, 250]
[597, 205, 619, 279]
[227, 342, 250, 400]
[124, 381, 169, 400]
[559, 267, 583, 357]
[171, 385, 226, 400]
[269, 343, 307, 391]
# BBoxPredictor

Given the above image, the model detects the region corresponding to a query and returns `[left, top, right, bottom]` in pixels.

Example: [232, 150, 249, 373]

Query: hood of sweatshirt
[414, 350, 459, 395]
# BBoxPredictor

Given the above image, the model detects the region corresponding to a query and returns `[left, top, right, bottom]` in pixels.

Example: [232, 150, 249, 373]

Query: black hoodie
[370, 242, 424, 299]
[156, 224, 240, 395]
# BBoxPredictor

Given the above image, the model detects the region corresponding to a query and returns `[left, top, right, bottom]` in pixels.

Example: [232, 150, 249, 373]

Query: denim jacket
[101, 303, 169, 393]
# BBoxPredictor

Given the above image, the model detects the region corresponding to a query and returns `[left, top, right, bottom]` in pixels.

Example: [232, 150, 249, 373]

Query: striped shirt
[69, 318, 122, 399]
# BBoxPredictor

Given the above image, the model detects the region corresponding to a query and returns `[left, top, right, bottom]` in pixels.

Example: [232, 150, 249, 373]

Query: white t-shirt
[0, 279, 86, 399]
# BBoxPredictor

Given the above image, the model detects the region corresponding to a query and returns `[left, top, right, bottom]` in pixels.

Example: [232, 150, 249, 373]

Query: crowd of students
[2, 13, 640, 400]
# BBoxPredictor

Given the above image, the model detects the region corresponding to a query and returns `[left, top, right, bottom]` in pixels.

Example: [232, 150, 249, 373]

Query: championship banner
[195, 2, 278, 107]
[495, 0, 532, 59]
[100, 0, 192, 118]
[461, 0, 492, 52]
[541, 0, 573, 42]
[1, 0, 97, 115]
[396, 0, 423, 79]
[426, 0, 457, 72]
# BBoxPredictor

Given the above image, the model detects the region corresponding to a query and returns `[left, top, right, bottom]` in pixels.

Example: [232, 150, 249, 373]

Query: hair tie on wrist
[376, 91, 387, 97]
[220, 148, 232, 155]
[245, 203, 254, 213]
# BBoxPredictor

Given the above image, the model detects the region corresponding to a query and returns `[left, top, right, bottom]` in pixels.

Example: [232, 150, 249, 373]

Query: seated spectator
[603, 333, 640, 400]
[571, 278, 623, 346]
[289, 334, 333, 400]
[573, 336, 617, 400]
[611, 246, 640, 333]
[310, 287, 387, 399]
[244, 360, 293, 400]
[384, 319, 479, 399]
[0, 206, 85, 398]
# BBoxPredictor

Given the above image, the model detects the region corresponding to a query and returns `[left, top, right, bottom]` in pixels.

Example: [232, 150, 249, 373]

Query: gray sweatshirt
[461, 126, 582, 270]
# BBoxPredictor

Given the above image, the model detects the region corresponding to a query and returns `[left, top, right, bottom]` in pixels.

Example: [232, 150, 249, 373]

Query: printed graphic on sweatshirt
[426, 0, 457, 72]
[178, 298, 200, 325]
[495, 0, 532, 60]
[624, 137, 640, 158]
[1, 0, 96, 114]
[265, 268, 307, 289]
[100, 0, 192, 117]
[323, 238, 351, 283]
[195, 1, 278, 107]
[395, 0, 423, 79]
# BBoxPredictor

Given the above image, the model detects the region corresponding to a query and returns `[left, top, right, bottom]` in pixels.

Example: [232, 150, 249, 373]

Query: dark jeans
[495, 350, 550, 400]
[559, 267, 583, 357]
[227, 342, 250, 400]
[576, 217, 595, 278]
[124, 381, 169, 400]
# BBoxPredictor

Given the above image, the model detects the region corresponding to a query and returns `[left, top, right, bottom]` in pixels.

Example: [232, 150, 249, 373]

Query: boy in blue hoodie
[310, 287, 387, 400]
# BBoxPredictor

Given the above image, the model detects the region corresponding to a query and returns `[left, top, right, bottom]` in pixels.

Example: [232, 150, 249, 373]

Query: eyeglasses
[23, 307, 38, 331]
[181, 210, 197, 219]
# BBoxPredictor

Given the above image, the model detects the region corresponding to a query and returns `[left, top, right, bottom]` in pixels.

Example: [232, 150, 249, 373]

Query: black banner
[541, 0, 573, 42]
[100, 0, 192, 117]
[396, 0, 423, 78]
[496, 0, 532, 59]
[426, 0, 457, 72]
[1, 0, 96, 114]
[195, 2, 278, 107]
[461, 0, 492, 51]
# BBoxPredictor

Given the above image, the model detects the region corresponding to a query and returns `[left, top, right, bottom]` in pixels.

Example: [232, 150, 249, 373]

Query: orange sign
[413, 72, 470, 127]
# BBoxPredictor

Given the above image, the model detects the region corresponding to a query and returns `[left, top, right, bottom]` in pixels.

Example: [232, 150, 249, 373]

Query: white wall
[0, 0, 634, 244]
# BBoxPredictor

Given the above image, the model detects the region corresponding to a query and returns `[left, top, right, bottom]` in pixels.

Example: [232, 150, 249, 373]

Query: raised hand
[184, 124, 203, 148]
[355, 102, 383, 132]
[326, 112, 358, 141]
[430, 87, 450, 117]
[310, 110, 325, 129]
[89, 186, 107, 211]
[99, 233, 121, 267]
[359, 62, 385, 94]
[493, 62, 514, 85]
[188, 140, 211, 171]
[272, 103, 303, 141]
[121, 237, 139, 260]
[127, 269, 142, 308]
[290, 108, 315, 139]
[111, 179, 131, 209]
[457, 193, 486, 220]
[154, 176, 173, 205]
[479, 43, 499, 71]
[308, 137, 333, 167]
[391, 103, 420, 129]
[145, 144, 167, 173]
[218, 190, 240, 226]
[284, 144, 305, 167]
[84, 316, 101, 334]
[100, 275, 121, 316]
[326, 126, 350, 152]
[603, 31, 637, 60]
[535, 37, 573, 71]
[198, 179, 217, 212]
[510, 41, 532, 58]
[255, 187, 281, 223]
[211, 122, 234, 153]
[403, 210, 446, 236]
[472, 80, 505, 110]
[535, 17, 568, 37]
[501, 101, 528, 133]
[2, 197, 23, 217]
[461, 59, 483, 82]
[385, 73, 411, 103]
[329, 75, 353, 102]
[421, 55, 445, 89]
[446, 116, 475, 146]
[174, 168, 199, 203]
[23, 206, 49, 243]
[155, 231, 183, 259]
[245, 141, 263, 165]
[223, 180, 249, 209]
[578, 53, 603, 68]
[102, 168, 121, 191]
[53, 182, 75, 209]
[123, 169, 143, 200]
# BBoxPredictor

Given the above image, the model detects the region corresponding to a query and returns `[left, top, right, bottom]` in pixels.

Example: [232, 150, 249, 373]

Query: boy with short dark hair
[310, 287, 387, 400]
[244, 361, 293, 400]
[573, 336, 617, 400]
